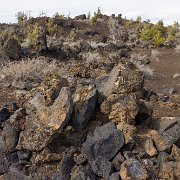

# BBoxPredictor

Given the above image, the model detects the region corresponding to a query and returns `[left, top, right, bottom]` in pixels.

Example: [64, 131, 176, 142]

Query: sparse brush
[151, 49, 160, 60]
[175, 45, 180, 53]
[0, 58, 59, 83]
[82, 52, 101, 62]
[130, 58, 154, 76]
[173, 72, 180, 79]
[88, 41, 107, 49]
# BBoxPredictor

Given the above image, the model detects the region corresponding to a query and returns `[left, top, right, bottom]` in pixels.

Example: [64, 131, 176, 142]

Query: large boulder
[82, 122, 124, 161]
[101, 62, 144, 98]
[17, 87, 73, 151]
[70, 84, 97, 131]
[101, 94, 139, 126]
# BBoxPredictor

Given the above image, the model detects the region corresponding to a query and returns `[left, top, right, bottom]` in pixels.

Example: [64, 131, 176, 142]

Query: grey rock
[52, 155, 75, 180]
[0, 171, 31, 180]
[71, 84, 97, 131]
[162, 122, 180, 146]
[109, 172, 120, 180]
[73, 153, 87, 165]
[159, 117, 180, 133]
[162, 87, 176, 94]
[102, 62, 143, 97]
[120, 158, 148, 180]
[17, 150, 30, 161]
[0, 107, 10, 125]
[2, 124, 19, 153]
[91, 156, 112, 178]
[112, 152, 125, 171]
[82, 122, 124, 161]
[17, 87, 73, 151]
[70, 164, 97, 180]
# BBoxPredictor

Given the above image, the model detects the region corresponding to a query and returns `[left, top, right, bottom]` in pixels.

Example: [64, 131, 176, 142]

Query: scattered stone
[120, 158, 148, 180]
[17, 87, 73, 151]
[70, 164, 97, 180]
[159, 117, 180, 133]
[109, 172, 120, 180]
[102, 62, 144, 97]
[52, 155, 75, 180]
[91, 156, 112, 178]
[82, 122, 124, 161]
[73, 153, 87, 165]
[71, 84, 97, 131]
[2, 124, 19, 153]
[162, 87, 176, 94]
[112, 152, 125, 171]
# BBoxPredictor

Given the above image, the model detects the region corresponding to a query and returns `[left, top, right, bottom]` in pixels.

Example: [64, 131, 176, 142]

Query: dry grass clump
[173, 72, 180, 79]
[175, 45, 180, 53]
[0, 58, 59, 83]
[151, 49, 160, 60]
[130, 53, 154, 76]
[82, 52, 102, 62]
[132, 61, 154, 76]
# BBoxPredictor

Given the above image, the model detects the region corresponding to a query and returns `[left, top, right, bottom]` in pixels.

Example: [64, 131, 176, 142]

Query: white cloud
[0, 0, 179, 24]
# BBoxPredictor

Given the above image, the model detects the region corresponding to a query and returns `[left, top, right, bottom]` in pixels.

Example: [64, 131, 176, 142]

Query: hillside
[0, 13, 180, 179]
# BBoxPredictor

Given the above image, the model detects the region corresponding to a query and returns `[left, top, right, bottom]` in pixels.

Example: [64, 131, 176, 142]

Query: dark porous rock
[70, 164, 97, 180]
[102, 62, 144, 98]
[162, 87, 176, 94]
[0, 103, 19, 125]
[9, 108, 26, 124]
[52, 155, 75, 180]
[82, 122, 124, 161]
[73, 153, 87, 165]
[17, 150, 30, 162]
[159, 117, 180, 134]
[71, 84, 97, 131]
[162, 122, 180, 146]
[0, 132, 9, 175]
[109, 172, 120, 180]
[0, 171, 31, 180]
[91, 156, 112, 178]
[0, 107, 10, 125]
[112, 152, 125, 171]
[120, 158, 148, 180]
[17, 87, 73, 151]
[2, 124, 19, 153]
[101, 94, 139, 126]
[74, 14, 86, 20]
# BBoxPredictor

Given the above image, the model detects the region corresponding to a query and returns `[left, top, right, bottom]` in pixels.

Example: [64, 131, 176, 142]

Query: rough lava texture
[0, 15, 180, 180]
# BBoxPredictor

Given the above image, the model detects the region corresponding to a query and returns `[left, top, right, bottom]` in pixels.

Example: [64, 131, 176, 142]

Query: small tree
[15, 11, 31, 24]
[136, 16, 142, 23]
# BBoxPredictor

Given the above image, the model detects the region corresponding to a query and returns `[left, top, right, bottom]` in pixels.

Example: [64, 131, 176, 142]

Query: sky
[0, 0, 179, 25]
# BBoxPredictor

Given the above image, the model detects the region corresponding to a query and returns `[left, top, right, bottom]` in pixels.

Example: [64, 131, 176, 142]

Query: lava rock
[120, 158, 148, 180]
[2, 124, 19, 153]
[17, 87, 73, 151]
[91, 156, 112, 178]
[82, 122, 124, 161]
[71, 84, 97, 131]
[52, 155, 75, 180]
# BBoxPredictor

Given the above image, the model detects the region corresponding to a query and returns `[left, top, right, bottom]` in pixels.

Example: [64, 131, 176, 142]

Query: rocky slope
[0, 14, 180, 179]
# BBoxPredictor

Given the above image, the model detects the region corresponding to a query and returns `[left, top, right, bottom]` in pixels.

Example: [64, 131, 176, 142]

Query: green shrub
[140, 21, 167, 46]
[90, 12, 98, 26]
[47, 18, 58, 35]
[24, 24, 40, 48]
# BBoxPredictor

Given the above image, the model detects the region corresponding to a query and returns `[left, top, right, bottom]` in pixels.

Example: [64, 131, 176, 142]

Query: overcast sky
[0, 0, 179, 25]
